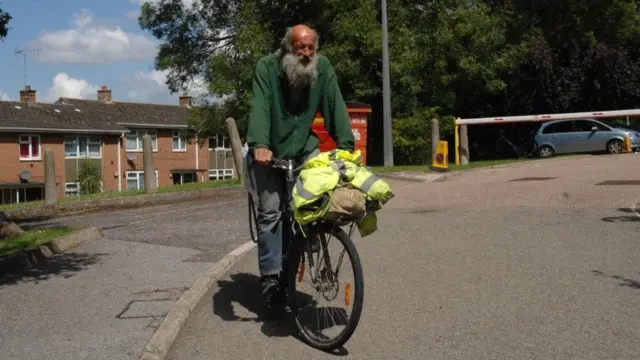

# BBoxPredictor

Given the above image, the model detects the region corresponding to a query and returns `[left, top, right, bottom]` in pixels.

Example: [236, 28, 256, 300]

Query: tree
[0, 7, 11, 41]
[139, 0, 517, 163]
[139, 0, 640, 164]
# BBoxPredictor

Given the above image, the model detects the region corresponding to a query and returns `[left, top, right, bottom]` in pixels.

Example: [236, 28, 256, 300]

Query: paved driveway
[0, 174, 418, 360]
[167, 154, 640, 360]
[0, 190, 253, 360]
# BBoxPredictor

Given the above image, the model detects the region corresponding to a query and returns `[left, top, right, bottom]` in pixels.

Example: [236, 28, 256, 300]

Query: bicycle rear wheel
[286, 223, 364, 351]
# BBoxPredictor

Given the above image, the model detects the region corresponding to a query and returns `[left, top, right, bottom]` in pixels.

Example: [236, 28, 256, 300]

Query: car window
[541, 123, 556, 134]
[574, 120, 594, 132]
[553, 121, 573, 133]
[592, 122, 611, 131]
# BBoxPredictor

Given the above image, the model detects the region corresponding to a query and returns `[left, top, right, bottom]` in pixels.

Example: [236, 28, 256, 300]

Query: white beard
[281, 52, 318, 89]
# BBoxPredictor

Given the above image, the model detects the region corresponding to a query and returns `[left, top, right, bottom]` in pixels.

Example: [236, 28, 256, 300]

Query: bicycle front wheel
[287, 223, 364, 351]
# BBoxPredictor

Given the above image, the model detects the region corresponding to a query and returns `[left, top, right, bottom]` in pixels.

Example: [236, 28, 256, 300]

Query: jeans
[247, 148, 319, 277]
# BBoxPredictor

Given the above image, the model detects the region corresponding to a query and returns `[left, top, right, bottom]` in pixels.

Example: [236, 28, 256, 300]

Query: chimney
[97, 85, 112, 103]
[19, 85, 37, 103]
[179, 95, 192, 107]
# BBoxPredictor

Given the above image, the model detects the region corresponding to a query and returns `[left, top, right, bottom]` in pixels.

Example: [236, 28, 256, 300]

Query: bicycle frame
[246, 156, 357, 275]
[245, 153, 366, 350]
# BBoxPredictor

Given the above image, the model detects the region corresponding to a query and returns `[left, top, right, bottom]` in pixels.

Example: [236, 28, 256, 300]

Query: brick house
[0, 85, 235, 205]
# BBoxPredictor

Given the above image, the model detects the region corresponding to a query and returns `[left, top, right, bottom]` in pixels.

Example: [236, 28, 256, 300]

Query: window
[65, 182, 80, 196]
[209, 169, 234, 180]
[126, 170, 159, 191]
[172, 131, 187, 151]
[209, 135, 230, 150]
[542, 121, 573, 134]
[126, 130, 157, 152]
[65, 135, 101, 158]
[592, 121, 611, 131]
[1, 186, 44, 204]
[64, 181, 103, 196]
[575, 120, 609, 132]
[574, 120, 594, 132]
[19, 135, 40, 160]
[172, 171, 197, 185]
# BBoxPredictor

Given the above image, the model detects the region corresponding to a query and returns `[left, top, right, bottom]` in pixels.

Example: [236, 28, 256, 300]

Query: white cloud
[30, 69, 211, 105]
[29, 9, 157, 64]
[129, 0, 199, 7]
[126, 10, 140, 20]
[120, 69, 209, 104]
[44, 73, 100, 102]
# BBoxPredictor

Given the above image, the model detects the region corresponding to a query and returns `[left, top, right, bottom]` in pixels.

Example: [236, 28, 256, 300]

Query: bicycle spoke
[292, 227, 357, 344]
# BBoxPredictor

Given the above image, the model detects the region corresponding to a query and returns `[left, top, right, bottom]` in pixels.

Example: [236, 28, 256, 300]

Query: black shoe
[261, 274, 281, 309]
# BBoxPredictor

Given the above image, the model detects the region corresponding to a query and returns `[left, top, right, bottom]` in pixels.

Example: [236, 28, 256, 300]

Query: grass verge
[370, 158, 535, 174]
[370, 155, 589, 174]
[0, 179, 240, 212]
[0, 226, 77, 258]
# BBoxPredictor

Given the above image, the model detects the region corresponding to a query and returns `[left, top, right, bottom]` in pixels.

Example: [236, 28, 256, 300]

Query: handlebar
[247, 149, 305, 181]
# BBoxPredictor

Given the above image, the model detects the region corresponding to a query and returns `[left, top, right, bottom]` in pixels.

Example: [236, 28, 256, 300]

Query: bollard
[225, 117, 245, 185]
[142, 134, 157, 193]
[44, 149, 57, 205]
[460, 124, 469, 165]
[431, 118, 440, 164]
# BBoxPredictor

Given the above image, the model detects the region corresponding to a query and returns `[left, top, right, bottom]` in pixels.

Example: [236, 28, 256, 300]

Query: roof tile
[0, 97, 193, 133]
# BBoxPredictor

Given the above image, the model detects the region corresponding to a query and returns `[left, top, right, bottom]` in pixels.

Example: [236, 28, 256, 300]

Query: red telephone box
[311, 102, 371, 164]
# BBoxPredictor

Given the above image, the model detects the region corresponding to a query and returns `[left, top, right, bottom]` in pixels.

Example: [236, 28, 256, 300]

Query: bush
[77, 160, 102, 195]
[391, 108, 439, 165]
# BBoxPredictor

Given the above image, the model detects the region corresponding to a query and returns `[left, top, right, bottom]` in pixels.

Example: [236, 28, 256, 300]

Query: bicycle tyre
[286, 223, 364, 352]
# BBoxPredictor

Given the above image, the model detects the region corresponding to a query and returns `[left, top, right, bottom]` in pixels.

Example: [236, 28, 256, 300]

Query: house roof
[0, 101, 125, 133]
[56, 98, 193, 129]
[0, 97, 194, 133]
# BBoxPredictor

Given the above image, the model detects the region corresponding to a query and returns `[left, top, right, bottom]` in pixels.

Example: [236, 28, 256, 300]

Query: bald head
[280, 24, 320, 89]
[281, 24, 319, 56]
[291, 24, 317, 46]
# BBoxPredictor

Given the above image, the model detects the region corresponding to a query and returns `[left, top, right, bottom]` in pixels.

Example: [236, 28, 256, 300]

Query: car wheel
[606, 139, 623, 154]
[538, 145, 554, 158]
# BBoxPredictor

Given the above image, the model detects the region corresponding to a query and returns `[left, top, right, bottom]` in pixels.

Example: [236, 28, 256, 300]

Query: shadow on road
[212, 272, 350, 356]
[592, 270, 640, 290]
[0, 252, 108, 286]
[601, 208, 640, 223]
[212, 272, 291, 337]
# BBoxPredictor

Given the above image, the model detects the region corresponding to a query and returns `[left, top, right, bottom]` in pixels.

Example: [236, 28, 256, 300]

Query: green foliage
[77, 161, 102, 195]
[0, 6, 11, 41]
[392, 108, 435, 166]
[139, 0, 640, 163]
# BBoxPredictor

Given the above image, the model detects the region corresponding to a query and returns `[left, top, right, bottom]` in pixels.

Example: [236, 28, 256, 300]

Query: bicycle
[246, 154, 365, 352]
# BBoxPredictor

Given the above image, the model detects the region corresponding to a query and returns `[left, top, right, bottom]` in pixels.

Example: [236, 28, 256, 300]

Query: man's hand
[254, 147, 273, 165]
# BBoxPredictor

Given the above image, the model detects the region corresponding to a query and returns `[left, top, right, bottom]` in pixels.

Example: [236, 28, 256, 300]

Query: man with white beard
[245, 24, 355, 310]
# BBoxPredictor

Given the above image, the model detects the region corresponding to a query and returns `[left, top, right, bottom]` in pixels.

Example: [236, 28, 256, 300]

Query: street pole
[381, 0, 394, 166]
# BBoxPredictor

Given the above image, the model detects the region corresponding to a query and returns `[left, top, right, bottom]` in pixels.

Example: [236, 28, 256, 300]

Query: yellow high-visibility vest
[291, 149, 395, 237]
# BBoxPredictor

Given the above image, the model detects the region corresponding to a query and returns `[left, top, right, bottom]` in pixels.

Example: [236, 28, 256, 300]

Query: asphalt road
[0, 172, 415, 360]
[0, 190, 251, 360]
[167, 154, 640, 360]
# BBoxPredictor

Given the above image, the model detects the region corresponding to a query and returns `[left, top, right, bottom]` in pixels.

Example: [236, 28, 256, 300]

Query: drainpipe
[118, 132, 124, 192]
[195, 135, 199, 181]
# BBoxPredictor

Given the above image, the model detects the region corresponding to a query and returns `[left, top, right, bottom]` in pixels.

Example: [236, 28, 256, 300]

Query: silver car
[534, 119, 640, 157]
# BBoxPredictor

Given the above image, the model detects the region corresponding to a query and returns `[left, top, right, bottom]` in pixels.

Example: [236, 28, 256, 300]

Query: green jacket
[246, 53, 355, 159]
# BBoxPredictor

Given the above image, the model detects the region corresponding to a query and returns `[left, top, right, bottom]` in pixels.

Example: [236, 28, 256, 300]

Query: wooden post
[142, 134, 157, 193]
[460, 124, 469, 165]
[225, 117, 244, 185]
[431, 118, 440, 164]
[44, 149, 57, 205]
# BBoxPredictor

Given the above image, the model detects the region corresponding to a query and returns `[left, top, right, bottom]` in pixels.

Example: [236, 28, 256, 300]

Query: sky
[0, 0, 204, 105]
